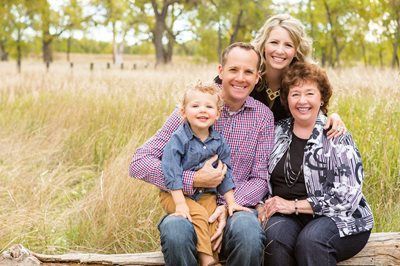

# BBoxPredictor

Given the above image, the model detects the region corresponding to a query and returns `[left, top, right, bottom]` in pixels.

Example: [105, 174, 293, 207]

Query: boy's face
[218, 47, 260, 106]
[181, 91, 220, 131]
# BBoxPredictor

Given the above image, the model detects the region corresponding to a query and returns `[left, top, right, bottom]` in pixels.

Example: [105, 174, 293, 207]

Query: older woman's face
[264, 26, 296, 72]
[288, 80, 322, 125]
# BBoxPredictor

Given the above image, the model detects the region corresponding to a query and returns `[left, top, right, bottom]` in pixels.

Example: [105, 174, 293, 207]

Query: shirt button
[203, 146, 206, 149]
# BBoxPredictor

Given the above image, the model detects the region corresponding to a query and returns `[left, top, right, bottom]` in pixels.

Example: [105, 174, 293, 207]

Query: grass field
[0, 58, 399, 254]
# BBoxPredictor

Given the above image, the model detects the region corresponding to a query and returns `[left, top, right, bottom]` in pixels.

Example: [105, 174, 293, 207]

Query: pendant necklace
[284, 144, 303, 188]
[266, 88, 280, 101]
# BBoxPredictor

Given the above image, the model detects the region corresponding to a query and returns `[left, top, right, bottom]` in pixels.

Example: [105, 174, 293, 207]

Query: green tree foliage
[2, 0, 399, 67]
[195, 0, 272, 62]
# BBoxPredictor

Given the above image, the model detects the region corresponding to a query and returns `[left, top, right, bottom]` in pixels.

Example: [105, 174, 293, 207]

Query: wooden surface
[1, 232, 399, 265]
[338, 232, 400, 265]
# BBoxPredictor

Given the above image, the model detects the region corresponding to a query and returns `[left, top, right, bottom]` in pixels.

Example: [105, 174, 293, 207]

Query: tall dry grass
[0, 59, 399, 253]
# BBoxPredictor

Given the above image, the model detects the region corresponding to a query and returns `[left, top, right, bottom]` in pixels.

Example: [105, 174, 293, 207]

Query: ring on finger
[337, 126, 344, 131]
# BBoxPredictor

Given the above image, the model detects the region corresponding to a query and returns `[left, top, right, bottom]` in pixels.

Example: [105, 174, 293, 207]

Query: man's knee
[225, 211, 265, 250]
[158, 215, 198, 266]
[159, 215, 196, 247]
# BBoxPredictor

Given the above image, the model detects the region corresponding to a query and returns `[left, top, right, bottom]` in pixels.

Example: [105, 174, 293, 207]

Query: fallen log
[1, 232, 399, 265]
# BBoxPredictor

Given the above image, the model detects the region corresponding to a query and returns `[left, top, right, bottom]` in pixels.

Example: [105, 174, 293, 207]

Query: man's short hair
[220, 42, 261, 71]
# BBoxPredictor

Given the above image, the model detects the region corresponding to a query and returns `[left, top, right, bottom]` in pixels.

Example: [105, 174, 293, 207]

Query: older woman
[251, 14, 345, 138]
[259, 62, 373, 266]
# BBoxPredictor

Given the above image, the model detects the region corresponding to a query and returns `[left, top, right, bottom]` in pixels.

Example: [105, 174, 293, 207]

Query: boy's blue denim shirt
[162, 121, 235, 198]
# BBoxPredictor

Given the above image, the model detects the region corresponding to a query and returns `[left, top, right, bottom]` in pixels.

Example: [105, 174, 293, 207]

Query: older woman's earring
[320, 102, 323, 106]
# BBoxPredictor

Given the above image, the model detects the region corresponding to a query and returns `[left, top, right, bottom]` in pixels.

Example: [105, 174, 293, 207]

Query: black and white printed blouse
[268, 112, 374, 237]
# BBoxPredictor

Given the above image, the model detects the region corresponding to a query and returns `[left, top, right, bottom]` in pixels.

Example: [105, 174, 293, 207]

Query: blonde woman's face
[264, 26, 296, 72]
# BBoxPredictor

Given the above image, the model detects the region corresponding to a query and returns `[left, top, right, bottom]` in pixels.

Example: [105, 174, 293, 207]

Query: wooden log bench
[1, 232, 399, 265]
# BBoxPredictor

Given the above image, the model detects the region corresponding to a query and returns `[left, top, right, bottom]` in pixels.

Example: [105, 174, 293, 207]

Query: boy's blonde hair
[181, 82, 224, 112]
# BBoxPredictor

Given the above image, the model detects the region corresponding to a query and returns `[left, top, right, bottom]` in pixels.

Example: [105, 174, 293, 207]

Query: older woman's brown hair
[281, 62, 332, 115]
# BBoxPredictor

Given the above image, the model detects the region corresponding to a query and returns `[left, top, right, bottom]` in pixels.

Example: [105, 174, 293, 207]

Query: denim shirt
[268, 112, 374, 237]
[162, 121, 235, 198]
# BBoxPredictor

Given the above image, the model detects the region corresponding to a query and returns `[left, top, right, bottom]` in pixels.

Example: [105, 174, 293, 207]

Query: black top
[250, 80, 290, 123]
[214, 76, 290, 123]
[270, 133, 308, 200]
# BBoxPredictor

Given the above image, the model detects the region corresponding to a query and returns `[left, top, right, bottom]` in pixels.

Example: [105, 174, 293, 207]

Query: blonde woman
[251, 14, 346, 138]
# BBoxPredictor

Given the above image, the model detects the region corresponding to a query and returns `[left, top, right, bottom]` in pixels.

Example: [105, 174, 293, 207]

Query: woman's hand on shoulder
[324, 112, 347, 139]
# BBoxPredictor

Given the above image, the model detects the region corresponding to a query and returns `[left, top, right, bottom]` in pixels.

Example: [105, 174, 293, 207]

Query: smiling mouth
[197, 116, 209, 122]
[232, 85, 246, 90]
[272, 56, 285, 63]
[297, 107, 311, 114]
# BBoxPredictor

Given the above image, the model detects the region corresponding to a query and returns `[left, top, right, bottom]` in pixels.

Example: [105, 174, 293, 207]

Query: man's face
[218, 47, 260, 108]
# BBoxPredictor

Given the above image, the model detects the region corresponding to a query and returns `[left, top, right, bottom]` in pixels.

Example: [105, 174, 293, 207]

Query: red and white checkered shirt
[129, 96, 275, 207]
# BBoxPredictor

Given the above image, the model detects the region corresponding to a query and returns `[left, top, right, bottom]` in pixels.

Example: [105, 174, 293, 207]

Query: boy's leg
[159, 191, 215, 257]
[197, 194, 218, 261]
[158, 191, 197, 266]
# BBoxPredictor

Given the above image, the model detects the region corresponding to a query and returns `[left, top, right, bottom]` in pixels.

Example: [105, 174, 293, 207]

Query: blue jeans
[158, 210, 266, 266]
[264, 214, 371, 266]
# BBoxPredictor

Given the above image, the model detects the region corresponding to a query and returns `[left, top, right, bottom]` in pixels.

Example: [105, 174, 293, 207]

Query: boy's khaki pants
[159, 191, 219, 259]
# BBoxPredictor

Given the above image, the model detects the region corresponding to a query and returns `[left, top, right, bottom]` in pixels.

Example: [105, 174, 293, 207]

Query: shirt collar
[221, 96, 257, 115]
[279, 111, 327, 145]
[182, 121, 220, 140]
[307, 111, 327, 145]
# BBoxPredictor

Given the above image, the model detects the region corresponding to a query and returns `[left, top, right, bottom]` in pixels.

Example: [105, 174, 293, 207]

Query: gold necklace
[266, 88, 280, 101]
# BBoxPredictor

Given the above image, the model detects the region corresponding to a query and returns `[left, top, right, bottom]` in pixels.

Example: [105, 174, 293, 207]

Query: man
[129, 42, 274, 265]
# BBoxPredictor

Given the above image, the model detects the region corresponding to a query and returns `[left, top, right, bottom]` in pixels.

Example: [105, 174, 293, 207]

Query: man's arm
[234, 114, 275, 207]
[129, 109, 195, 194]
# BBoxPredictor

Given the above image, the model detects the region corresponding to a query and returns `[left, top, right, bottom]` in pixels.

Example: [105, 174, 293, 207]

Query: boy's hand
[227, 202, 252, 216]
[171, 202, 192, 222]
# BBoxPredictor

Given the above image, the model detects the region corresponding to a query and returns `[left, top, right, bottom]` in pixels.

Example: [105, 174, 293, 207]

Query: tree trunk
[229, 9, 243, 44]
[391, 41, 399, 68]
[151, 0, 177, 66]
[17, 28, 22, 73]
[308, 0, 315, 40]
[42, 29, 53, 63]
[361, 40, 367, 67]
[321, 48, 326, 67]
[112, 21, 116, 64]
[66, 37, 71, 62]
[217, 22, 222, 61]
[0, 41, 8, 61]
[323, 0, 343, 67]
[153, 19, 167, 66]
[379, 47, 384, 68]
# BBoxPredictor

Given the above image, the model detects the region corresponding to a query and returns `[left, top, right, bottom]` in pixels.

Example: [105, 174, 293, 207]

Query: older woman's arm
[260, 196, 314, 222]
[307, 133, 364, 217]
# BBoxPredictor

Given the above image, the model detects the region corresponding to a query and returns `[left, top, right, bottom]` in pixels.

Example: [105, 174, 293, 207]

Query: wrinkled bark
[42, 28, 53, 63]
[151, 0, 178, 66]
[229, 9, 243, 44]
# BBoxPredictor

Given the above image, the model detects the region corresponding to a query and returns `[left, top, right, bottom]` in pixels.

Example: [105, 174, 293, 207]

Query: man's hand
[193, 155, 227, 188]
[324, 113, 347, 139]
[209, 205, 227, 253]
[256, 203, 266, 223]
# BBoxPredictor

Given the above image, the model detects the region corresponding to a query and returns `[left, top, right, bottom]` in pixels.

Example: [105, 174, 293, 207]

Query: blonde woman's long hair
[252, 14, 314, 75]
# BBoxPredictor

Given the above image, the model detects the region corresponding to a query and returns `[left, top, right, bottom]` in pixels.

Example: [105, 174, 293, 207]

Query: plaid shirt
[129, 96, 275, 207]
